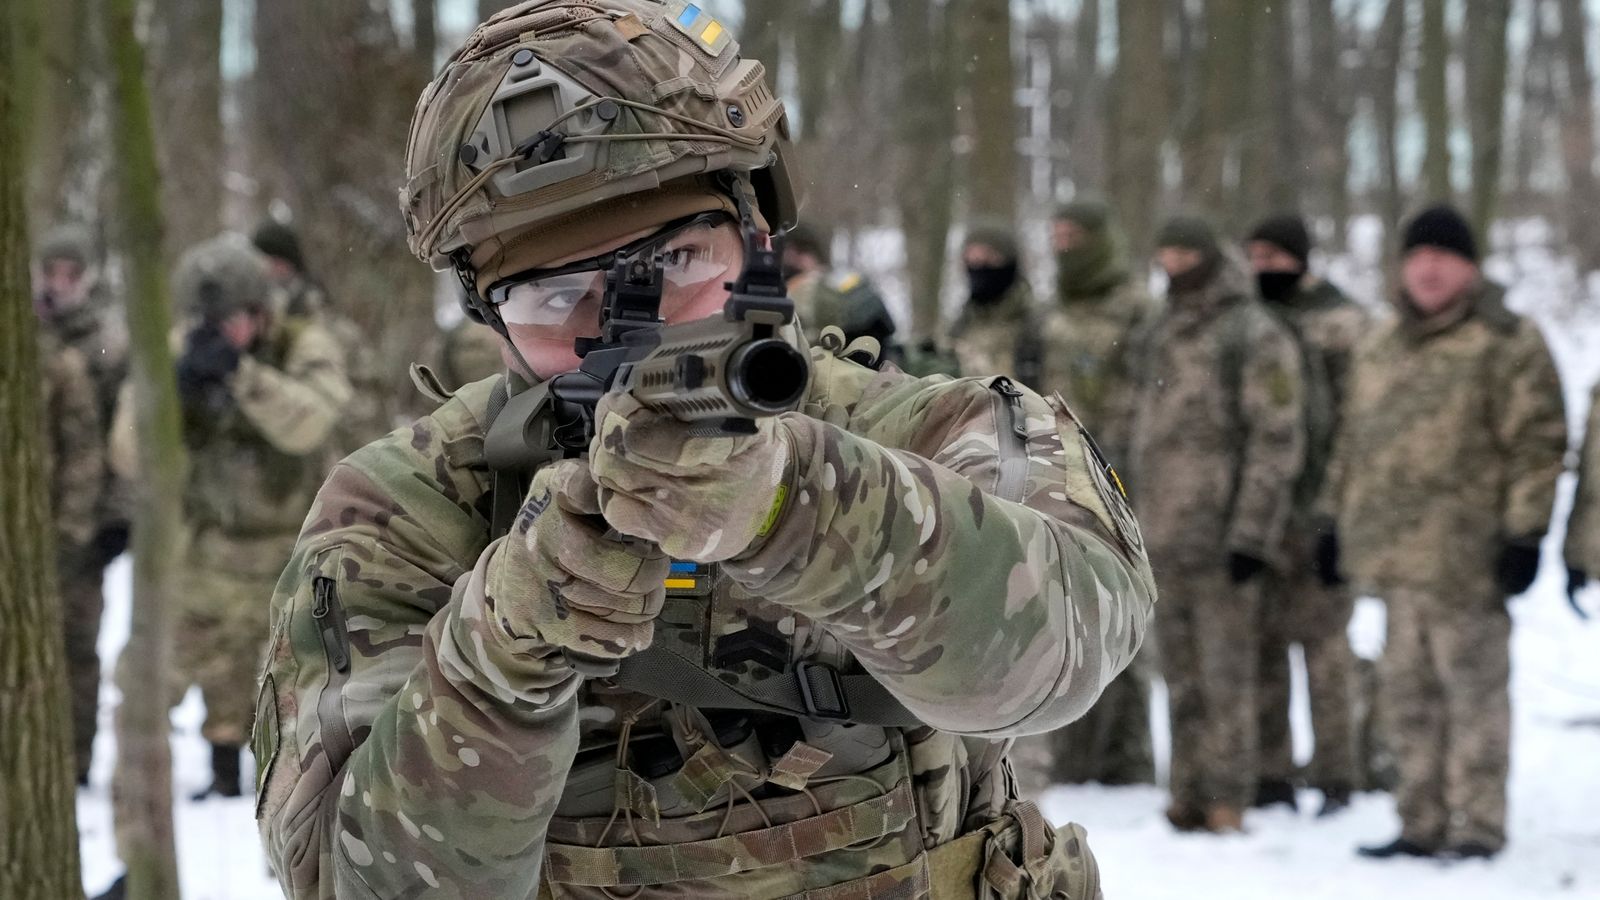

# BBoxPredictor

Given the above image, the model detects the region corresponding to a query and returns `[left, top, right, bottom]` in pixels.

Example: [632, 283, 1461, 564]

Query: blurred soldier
[1328, 206, 1566, 860]
[1132, 215, 1305, 833]
[170, 234, 352, 799]
[1566, 379, 1600, 619]
[1246, 213, 1368, 816]
[252, 218, 386, 453]
[782, 223, 897, 354]
[34, 225, 128, 785]
[948, 221, 1043, 388]
[439, 311, 507, 388]
[1013, 201, 1156, 795]
[254, 5, 1157, 897]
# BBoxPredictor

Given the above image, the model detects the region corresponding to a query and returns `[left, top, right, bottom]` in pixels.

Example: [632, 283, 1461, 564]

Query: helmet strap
[452, 248, 542, 384]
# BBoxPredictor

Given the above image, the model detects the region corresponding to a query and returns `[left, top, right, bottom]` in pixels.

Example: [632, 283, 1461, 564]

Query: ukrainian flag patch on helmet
[666, 0, 732, 55]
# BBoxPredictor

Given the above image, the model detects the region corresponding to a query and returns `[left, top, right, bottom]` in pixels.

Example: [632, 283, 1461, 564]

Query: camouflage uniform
[947, 281, 1041, 390]
[172, 239, 354, 747]
[1328, 281, 1565, 852]
[1565, 380, 1600, 582]
[1011, 213, 1156, 793]
[439, 316, 506, 389]
[1256, 279, 1368, 797]
[1129, 258, 1305, 817]
[36, 229, 128, 785]
[791, 269, 897, 350]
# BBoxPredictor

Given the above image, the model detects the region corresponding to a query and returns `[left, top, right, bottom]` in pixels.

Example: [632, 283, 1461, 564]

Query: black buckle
[794, 660, 850, 720]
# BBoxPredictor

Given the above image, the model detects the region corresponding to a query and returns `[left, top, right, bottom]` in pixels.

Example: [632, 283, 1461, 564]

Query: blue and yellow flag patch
[666, 1, 733, 56]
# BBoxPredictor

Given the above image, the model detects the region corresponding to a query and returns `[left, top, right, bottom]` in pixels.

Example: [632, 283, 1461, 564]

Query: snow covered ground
[76, 222, 1600, 897]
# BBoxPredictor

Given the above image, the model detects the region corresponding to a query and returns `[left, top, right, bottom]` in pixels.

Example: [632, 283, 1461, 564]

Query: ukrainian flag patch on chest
[665, 1, 733, 56]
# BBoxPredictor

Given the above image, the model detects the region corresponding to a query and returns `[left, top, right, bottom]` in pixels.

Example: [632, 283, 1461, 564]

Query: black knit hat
[1248, 214, 1311, 269]
[1155, 215, 1219, 256]
[251, 219, 306, 273]
[1402, 204, 1478, 262]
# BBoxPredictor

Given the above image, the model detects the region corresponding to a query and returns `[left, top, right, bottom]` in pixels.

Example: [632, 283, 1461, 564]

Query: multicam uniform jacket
[256, 342, 1157, 899]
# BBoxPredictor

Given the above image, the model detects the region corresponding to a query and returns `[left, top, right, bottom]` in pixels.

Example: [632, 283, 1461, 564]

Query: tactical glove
[485, 459, 669, 666]
[1494, 540, 1542, 597]
[177, 324, 242, 386]
[1315, 530, 1345, 587]
[88, 521, 132, 569]
[589, 392, 792, 563]
[1568, 566, 1590, 620]
[1228, 551, 1269, 584]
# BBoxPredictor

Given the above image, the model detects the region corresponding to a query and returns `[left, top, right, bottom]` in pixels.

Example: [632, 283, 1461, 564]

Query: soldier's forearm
[729, 415, 1152, 735]
[231, 356, 352, 455]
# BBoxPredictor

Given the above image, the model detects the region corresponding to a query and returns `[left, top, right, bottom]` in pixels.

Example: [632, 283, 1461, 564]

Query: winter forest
[4, 1, 1600, 899]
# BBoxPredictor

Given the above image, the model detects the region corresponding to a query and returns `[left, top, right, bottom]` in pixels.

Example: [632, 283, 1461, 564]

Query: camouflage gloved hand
[589, 392, 792, 563]
[485, 458, 669, 666]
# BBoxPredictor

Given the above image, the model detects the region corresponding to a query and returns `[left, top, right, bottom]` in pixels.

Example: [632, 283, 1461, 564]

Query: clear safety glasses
[485, 211, 739, 327]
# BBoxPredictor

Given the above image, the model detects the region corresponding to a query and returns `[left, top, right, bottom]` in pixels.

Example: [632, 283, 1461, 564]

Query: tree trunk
[1464, 0, 1510, 246]
[1374, 0, 1409, 292]
[1064, 0, 1104, 194]
[959, 0, 1019, 223]
[1240, 0, 1297, 225]
[889, 0, 958, 339]
[413, 0, 437, 77]
[1557, 0, 1600, 271]
[792, 0, 842, 140]
[1307, 0, 1353, 247]
[25, 0, 94, 229]
[2, 0, 84, 895]
[738, 0, 790, 91]
[149, 0, 222, 261]
[1418, 0, 1452, 203]
[1182, 0, 1256, 225]
[106, 0, 185, 893]
[477, 0, 519, 24]
[1109, 0, 1167, 256]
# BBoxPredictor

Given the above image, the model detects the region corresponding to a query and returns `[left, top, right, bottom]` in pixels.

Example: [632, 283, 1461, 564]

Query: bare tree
[959, 0, 1020, 223]
[2, 0, 84, 895]
[413, 0, 438, 76]
[1557, 0, 1600, 271]
[1240, 0, 1299, 224]
[1372, 0, 1410, 288]
[477, 0, 520, 24]
[1418, 0, 1452, 203]
[149, 0, 222, 260]
[1465, 0, 1511, 243]
[25, 0, 94, 228]
[1307, 0, 1355, 247]
[1109, 0, 1167, 255]
[106, 0, 185, 893]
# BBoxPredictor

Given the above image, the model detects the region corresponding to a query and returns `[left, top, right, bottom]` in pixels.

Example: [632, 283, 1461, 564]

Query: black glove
[177, 324, 241, 390]
[1315, 530, 1345, 587]
[1228, 551, 1269, 584]
[1569, 566, 1591, 620]
[1494, 540, 1542, 597]
[88, 521, 131, 568]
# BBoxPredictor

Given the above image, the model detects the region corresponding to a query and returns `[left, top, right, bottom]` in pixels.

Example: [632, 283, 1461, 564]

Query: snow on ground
[76, 224, 1600, 897]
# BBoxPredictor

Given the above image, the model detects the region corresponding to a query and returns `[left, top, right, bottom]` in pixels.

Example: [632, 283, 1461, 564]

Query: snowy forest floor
[76, 220, 1600, 898]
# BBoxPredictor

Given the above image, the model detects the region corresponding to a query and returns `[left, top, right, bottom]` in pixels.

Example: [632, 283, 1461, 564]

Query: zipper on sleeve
[311, 575, 356, 764]
[990, 377, 1030, 503]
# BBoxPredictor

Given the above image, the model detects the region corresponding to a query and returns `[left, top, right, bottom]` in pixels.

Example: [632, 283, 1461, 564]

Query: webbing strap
[611, 643, 923, 726]
[543, 779, 915, 885]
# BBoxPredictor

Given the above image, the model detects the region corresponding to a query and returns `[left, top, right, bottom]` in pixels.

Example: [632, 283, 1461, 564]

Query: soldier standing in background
[1012, 201, 1156, 795]
[439, 309, 508, 389]
[254, 5, 1158, 895]
[1329, 206, 1566, 860]
[948, 222, 1043, 388]
[781, 223, 898, 354]
[1245, 214, 1368, 816]
[167, 235, 353, 799]
[1132, 215, 1305, 833]
[34, 226, 128, 786]
[1566, 377, 1600, 618]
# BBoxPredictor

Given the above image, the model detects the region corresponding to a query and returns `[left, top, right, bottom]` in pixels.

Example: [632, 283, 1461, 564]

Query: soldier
[254, 5, 1157, 897]
[1329, 206, 1566, 861]
[438, 310, 508, 388]
[948, 222, 1043, 388]
[252, 218, 387, 454]
[782, 223, 897, 353]
[1245, 213, 1368, 816]
[1131, 215, 1305, 833]
[33, 225, 127, 786]
[1566, 379, 1600, 619]
[1012, 201, 1156, 795]
[169, 234, 352, 799]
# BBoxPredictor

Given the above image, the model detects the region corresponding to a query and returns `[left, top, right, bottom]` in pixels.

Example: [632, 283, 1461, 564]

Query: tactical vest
[419, 330, 1104, 899]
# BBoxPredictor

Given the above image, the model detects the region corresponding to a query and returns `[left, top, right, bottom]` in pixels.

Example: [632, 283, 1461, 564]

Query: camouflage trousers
[1156, 564, 1262, 811]
[1257, 540, 1357, 790]
[1380, 585, 1510, 850]
[60, 565, 107, 784]
[1011, 657, 1154, 796]
[172, 531, 287, 745]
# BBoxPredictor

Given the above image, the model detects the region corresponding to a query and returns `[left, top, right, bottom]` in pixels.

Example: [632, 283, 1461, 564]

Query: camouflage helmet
[400, 0, 796, 293]
[37, 225, 95, 270]
[173, 234, 274, 322]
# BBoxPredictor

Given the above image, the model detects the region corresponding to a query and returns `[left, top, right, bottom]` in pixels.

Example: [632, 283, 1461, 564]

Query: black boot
[1443, 842, 1500, 861]
[191, 742, 243, 800]
[91, 874, 126, 900]
[1317, 783, 1353, 817]
[1251, 778, 1297, 810]
[1357, 836, 1439, 859]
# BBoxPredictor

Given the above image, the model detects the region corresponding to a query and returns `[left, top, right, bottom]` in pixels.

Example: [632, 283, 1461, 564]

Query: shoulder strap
[612, 643, 922, 726]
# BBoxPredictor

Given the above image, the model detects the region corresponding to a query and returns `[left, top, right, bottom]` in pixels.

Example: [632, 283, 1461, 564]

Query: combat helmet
[37, 225, 95, 271]
[173, 234, 275, 324]
[400, 0, 797, 326]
